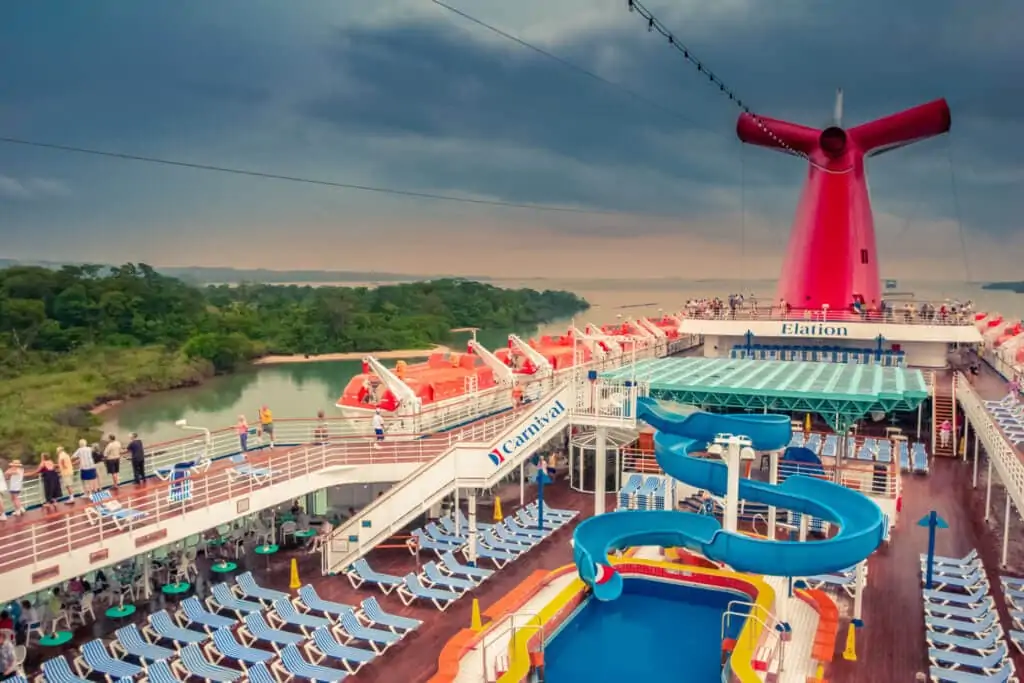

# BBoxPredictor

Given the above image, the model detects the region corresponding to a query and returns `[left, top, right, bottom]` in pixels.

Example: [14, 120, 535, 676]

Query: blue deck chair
[234, 571, 289, 606]
[273, 644, 349, 683]
[111, 624, 175, 662]
[422, 561, 475, 593]
[358, 596, 421, 633]
[179, 596, 236, 633]
[207, 628, 274, 669]
[241, 662, 276, 683]
[502, 518, 546, 539]
[912, 443, 930, 474]
[471, 544, 517, 568]
[929, 643, 1010, 674]
[523, 501, 576, 519]
[77, 640, 143, 681]
[1, 677, 28, 683]
[455, 509, 497, 530]
[140, 661, 181, 683]
[41, 656, 91, 683]
[924, 599, 996, 622]
[929, 661, 1015, 683]
[178, 643, 242, 681]
[924, 588, 990, 606]
[297, 584, 353, 621]
[345, 559, 404, 594]
[927, 570, 988, 592]
[437, 516, 467, 537]
[84, 491, 148, 529]
[927, 628, 1003, 654]
[803, 573, 857, 598]
[307, 627, 377, 674]
[269, 598, 330, 636]
[922, 550, 980, 566]
[516, 507, 564, 530]
[239, 612, 304, 653]
[227, 454, 272, 484]
[337, 608, 401, 652]
[398, 573, 459, 611]
[208, 583, 263, 618]
[410, 528, 462, 557]
[1002, 576, 1024, 590]
[145, 610, 209, 646]
[1010, 630, 1024, 654]
[480, 528, 527, 554]
[926, 611, 999, 636]
[424, 522, 466, 545]
[440, 550, 494, 581]
[925, 561, 986, 578]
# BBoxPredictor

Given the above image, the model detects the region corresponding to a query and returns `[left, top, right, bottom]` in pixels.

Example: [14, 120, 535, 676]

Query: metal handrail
[721, 600, 783, 681]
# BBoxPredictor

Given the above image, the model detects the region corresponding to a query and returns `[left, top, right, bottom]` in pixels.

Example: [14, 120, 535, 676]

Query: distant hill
[0, 259, 488, 285]
[982, 281, 1024, 293]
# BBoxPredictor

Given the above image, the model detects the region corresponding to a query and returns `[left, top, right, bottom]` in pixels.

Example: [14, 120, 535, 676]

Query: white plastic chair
[70, 592, 96, 626]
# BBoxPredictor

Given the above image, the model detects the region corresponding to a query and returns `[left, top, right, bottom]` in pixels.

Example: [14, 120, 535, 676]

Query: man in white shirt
[73, 439, 98, 494]
[371, 409, 385, 449]
[103, 435, 123, 489]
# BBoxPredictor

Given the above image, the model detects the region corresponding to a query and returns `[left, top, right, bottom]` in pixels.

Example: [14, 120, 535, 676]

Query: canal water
[101, 277, 1023, 442]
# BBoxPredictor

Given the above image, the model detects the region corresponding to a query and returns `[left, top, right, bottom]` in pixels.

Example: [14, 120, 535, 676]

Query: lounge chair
[927, 628, 1003, 654]
[358, 596, 421, 633]
[929, 661, 1016, 683]
[440, 550, 494, 581]
[177, 643, 242, 681]
[207, 628, 274, 669]
[268, 598, 331, 636]
[472, 544, 517, 568]
[501, 518, 547, 539]
[523, 501, 576, 519]
[410, 528, 462, 557]
[924, 588, 990, 606]
[926, 611, 1000, 636]
[238, 612, 304, 653]
[912, 443, 930, 474]
[234, 571, 289, 606]
[925, 569, 988, 591]
[924, 599, 995, 622]
[208, 583, 263, 618]
[1010, 630, 1024, 654]
[337, 609, 401, 652]
[77, 640, 144, 680]
[111, 624, 176, 662]
[455, 509, 496, 531]
[240, 662, 276, 683]
[1001, 576, 1024, 591]
[178, 596, 236, 633]
[921, 550, 980, 566]
[306, 627, 377, 674]
[986, 393, 1017, 409]
[422, 561, 476, 593]
[492, 524, 537, 547]
[41, 656, 91, 683]
[345, 559, 404, 594]
[84, 491, 147, 529]
[273, 644, 349, 682]
[925, 562, 986, 577]
[424, 522, 466, 545]
[398, 573, 460, 611]
[803, 573, 857, 598]
[145, 610, 210, 646]
[928, 643, 1010, 674]
[479, 528, 528, 554]
[140, 660, 181, 683]
[227, 454, 272, 484]
[297, 584, 353, 621]
[515, 508, 563, 531]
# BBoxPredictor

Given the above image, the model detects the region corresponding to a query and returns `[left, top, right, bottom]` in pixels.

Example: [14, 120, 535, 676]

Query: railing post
[64, 516, 72, 555]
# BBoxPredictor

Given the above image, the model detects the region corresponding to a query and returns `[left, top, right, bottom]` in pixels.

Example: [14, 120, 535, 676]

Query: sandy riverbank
[252, 346, 450, 365]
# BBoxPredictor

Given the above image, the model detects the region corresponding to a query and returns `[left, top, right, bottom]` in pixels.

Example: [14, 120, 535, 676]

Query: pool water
[543, 578, 750, 683]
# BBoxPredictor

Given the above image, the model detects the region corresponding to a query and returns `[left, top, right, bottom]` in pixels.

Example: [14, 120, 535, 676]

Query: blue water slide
[574, 398, 885, 601]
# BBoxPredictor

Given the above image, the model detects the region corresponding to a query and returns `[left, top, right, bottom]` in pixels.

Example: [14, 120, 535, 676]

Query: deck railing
[687, 301, 974, 326]
[0, 409, 524, 578]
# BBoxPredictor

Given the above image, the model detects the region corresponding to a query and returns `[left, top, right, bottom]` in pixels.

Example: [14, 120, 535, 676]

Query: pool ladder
[721, 600, 784, 683]
[483, 610, 545, 683]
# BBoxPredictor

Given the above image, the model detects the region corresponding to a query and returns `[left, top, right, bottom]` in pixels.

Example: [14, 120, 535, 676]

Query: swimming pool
[543, 576, 751, 683]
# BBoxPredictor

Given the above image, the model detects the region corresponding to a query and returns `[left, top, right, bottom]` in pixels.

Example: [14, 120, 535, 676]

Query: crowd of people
[683, 294, 975, 324]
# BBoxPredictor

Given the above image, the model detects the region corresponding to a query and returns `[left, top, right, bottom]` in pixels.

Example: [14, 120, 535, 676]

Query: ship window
[860, 249, 869, 264]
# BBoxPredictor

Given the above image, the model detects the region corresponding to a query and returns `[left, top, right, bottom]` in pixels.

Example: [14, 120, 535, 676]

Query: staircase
[932, 374, 957, 458]
[322, 384, 577, 575]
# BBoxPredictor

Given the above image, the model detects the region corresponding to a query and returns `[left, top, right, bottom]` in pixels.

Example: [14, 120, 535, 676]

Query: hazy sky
[1, 1, 1021, 279]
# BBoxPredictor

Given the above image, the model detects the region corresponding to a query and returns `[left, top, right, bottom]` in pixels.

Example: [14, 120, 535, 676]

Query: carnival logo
[487, 399, 567, 466]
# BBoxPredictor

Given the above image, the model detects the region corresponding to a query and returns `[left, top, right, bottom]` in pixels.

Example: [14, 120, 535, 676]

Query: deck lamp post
[536, 456, 553, 530]
[874, 334, 886, 363]
[175, 418, 212, 460]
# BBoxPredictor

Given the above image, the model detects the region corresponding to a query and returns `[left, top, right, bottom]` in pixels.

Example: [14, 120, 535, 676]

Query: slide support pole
[1003, 495, 1011, 567]
[721, 437, 743, 534]
[972, 433, 980, 489]
[853, 560, 866, 622]
[767, 450, 779, 539]
[985, 457, 993, 521]
[594, 426, 608, 515]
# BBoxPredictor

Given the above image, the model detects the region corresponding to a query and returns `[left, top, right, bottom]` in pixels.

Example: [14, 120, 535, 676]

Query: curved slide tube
[574, 398, 885, 601]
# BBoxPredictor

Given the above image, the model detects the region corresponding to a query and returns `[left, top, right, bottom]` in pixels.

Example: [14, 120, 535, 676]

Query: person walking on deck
[4, 461, 25, 516]
[236, 415, 249, 452]
[57, 446, 75, 503]
[127, 433, 146, 486]
[103, 434, 123, 489]
[939, 419, 952, 449]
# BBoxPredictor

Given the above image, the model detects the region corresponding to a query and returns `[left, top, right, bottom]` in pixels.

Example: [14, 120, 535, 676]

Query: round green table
[39, 631, 73, 646]
[294, 529, 316, 541]
[105, 604, 137, 619]
[254, 543, 279, 569]
[211, 560, 237, 574]
[162, 582, 191, 595]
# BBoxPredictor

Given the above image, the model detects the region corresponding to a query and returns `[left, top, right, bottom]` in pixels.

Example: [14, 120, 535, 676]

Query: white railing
[0, 410, 525, 579]
[956, 373, 1024, 516]
[721, 599, 783, 683]
[687, 299, 975, 327]
[322, 384, 579, 575]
